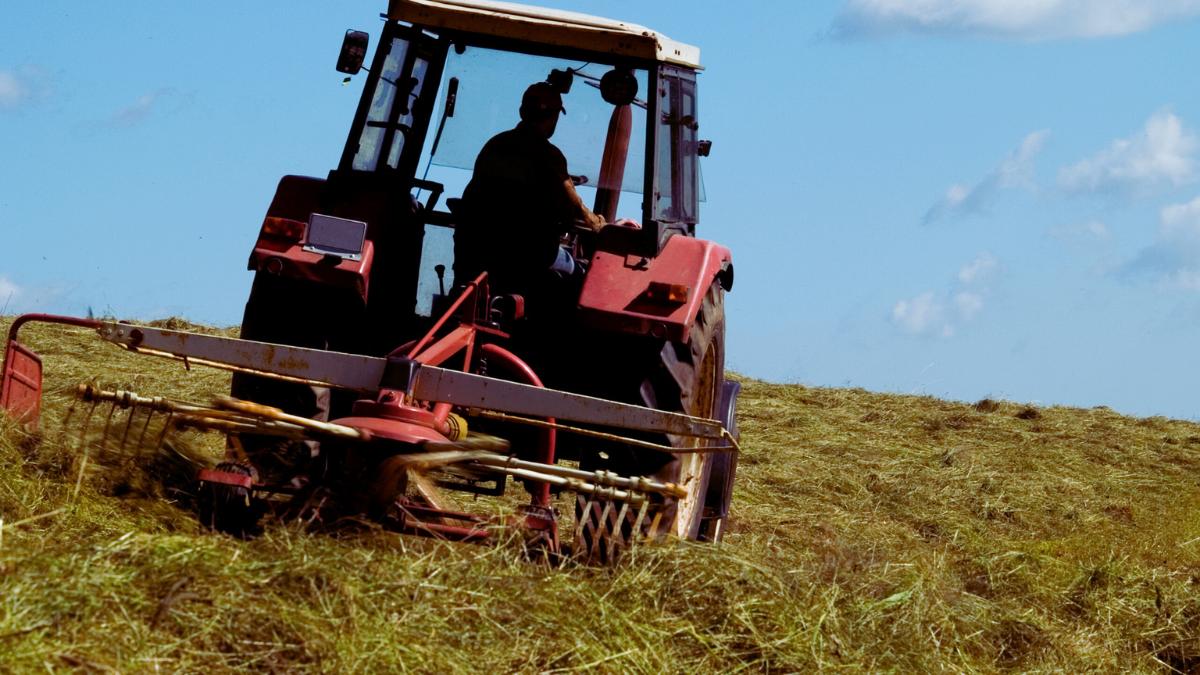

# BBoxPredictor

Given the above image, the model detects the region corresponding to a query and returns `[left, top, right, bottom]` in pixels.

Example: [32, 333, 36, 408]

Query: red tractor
[232, 0, 737, 546]
[1, 0, 737, 556]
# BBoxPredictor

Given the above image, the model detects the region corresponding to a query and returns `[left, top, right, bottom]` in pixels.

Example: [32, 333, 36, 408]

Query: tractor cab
[341, 0, 705, 243]
[245, 0, 718, 353]
[347, 0, 711, 325]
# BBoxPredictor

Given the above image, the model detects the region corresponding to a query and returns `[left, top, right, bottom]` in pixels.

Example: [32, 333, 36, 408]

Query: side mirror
[599, 68, 638, 106]
[336, 30, 369, 74]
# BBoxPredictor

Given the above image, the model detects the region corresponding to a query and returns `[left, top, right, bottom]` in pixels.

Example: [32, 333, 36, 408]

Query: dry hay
[2, 316, 1199, 671]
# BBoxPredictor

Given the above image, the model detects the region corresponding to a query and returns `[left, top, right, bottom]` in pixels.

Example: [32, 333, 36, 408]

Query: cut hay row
[1, 317, 1199, 671]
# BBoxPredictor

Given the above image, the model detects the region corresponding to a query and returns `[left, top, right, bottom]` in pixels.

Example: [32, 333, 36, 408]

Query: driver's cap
[520, 82, 566, 119]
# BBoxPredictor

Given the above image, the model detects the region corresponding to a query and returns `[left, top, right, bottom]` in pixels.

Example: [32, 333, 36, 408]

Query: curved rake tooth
[646, 510, 664, 541]
[631, 501, 650, 543]
[55, 397, 79, 450]
[575, 495, 597, 560]
[596, 501, 616, 562]
[154, 413, 175, 455]
[607, 502, 631, 562]
[117, 404, 137, 452]
[71, 400, 100, 501]
[574, 493, 664, 563]
[99, 399, 118, 455]
[75, 399, 99, 453]
[127, 407, 156, 469]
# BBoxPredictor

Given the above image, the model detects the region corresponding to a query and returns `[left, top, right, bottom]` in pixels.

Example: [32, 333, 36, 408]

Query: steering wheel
[411, 178, 445, 212]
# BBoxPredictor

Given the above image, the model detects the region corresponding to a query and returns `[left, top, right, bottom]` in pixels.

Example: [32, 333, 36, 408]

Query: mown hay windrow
[2, 316, 1199, 671]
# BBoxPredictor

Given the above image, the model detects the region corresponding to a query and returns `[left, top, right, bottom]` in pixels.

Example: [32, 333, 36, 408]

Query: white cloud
[1120, 195, 1200, 290]
[892, 292, 946, 335]
[1051, 219, 1111, 242]
[958, 252, 998, 284]
[892, 253, 998, 336]
[954, 291, 984, 319]
[1051, 220, 1113, 249]
[104, 88, 182, 128]
[834, 0, 1200, 40]
[0, 66, 53, 110]
[1058, 111, 1198, 194]
[924, 130, 1048, 224]
[1162, 194, 1200, 228]
[0, 71, 27, 108]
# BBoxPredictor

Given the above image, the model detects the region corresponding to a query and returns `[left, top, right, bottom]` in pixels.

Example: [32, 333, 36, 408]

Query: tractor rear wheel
[649, 281, 725, 539]
[575, 282, 726, 557]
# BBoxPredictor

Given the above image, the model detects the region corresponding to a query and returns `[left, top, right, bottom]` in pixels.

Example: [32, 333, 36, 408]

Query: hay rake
[2, 299, 737, 561]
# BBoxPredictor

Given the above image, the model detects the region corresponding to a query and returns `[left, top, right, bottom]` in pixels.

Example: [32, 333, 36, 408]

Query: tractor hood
[387, 0, 702, 68]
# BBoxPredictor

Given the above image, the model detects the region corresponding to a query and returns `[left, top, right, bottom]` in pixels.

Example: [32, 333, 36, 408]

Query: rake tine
[612, 501, 632, 560]
[55, 396, 80, 450]
[71, 401, 100, 502]
[587, 500, 604, 561]
[632, 500, 649, 543]
[598, 501, 616, 562]
[575, 496, 597, 560]
[574, 495, 587, 557]
[75, 399, 99, 456]
[154, 412, 175, 455]
[647, 510, 664, 542]
[99, 399, 118, 456]
[135, 408, 157, 456]
[118, 403, 137, 452]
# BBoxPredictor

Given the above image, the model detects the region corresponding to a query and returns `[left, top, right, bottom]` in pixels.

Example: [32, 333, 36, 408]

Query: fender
[246, 175, 375, 302]
[578, 235, 733, 344]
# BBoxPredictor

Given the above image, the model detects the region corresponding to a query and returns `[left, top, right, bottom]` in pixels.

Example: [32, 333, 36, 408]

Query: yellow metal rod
[472, 409, 738, 455]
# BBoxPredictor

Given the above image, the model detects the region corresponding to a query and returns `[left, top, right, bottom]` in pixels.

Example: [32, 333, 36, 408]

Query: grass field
[2, 317, 1199, 672]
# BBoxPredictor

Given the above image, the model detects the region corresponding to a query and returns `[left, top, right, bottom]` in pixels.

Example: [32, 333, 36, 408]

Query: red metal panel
[197, 468, 255, 489]
[331, 415, 448, 444]
[577, 235, 732, 343]
[248, 239, 375, 301]
[0, 340, 44, 427]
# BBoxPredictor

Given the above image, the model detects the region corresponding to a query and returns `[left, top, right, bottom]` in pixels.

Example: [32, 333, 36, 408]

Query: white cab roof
[387, 0, 701, 69]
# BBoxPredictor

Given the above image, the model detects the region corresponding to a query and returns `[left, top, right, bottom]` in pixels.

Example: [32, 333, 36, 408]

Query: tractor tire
[575, 282, 727, 557]
[700, 380, 741, 541]
[648, 281, 726, 540]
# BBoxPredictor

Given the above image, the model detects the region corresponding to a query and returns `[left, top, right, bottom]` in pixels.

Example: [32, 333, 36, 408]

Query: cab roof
[387, 0, 701, 69]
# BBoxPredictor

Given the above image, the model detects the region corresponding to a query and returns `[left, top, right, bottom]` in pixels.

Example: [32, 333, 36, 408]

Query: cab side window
[653, 67, 699, 228]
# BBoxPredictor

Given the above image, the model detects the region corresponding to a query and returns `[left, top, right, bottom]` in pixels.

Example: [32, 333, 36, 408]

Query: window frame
[651, 65, 700, 233]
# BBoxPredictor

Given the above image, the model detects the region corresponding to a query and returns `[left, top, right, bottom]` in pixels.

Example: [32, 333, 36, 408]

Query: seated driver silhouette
[454, 81, 604, 297]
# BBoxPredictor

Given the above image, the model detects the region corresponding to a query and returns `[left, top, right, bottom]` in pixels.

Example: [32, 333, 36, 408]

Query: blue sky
[2, 1, 1199, 419]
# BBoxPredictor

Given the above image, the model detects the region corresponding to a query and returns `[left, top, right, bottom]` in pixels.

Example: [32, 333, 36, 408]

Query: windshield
[430, 46, 648, 195]
[350, 37, 655, 316]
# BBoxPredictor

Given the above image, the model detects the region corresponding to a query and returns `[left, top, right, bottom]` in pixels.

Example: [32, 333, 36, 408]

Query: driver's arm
[561, 179, 605, 232]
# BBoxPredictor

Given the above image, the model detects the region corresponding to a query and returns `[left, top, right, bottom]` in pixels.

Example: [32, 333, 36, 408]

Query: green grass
[2, 316, 1200, 672]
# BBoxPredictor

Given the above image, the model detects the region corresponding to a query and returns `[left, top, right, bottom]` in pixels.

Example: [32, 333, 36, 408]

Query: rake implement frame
[1, 280, 735, 558]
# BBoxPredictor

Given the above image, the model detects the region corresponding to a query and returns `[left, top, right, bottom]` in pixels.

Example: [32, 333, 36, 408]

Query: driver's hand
[584, 211, 606, 233]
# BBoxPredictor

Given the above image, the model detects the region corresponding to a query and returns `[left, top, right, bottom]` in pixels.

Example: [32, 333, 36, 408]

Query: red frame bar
[2, 314, 102, 429]
[402, 272, 488, 358]
[479, 343, 556, 508]
[7, 313, 102, 343]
